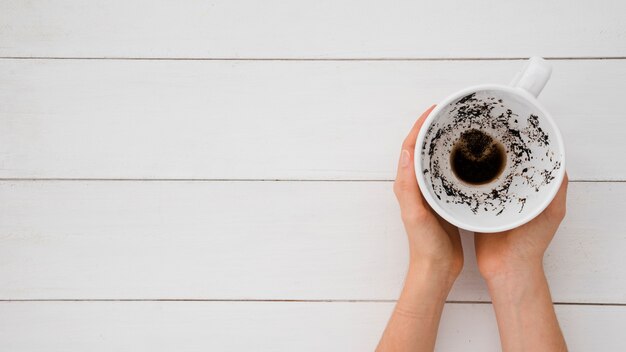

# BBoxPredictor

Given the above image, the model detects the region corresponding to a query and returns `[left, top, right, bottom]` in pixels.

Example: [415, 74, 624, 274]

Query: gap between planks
[0, 179, 622, 183]
[1, 57, 626, 61]
[0, 299, 624, 306]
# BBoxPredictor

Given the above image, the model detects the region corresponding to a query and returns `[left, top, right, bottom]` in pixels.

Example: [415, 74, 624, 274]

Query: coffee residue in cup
[450, 129, 507, 185]
[421, 93, 562, 215]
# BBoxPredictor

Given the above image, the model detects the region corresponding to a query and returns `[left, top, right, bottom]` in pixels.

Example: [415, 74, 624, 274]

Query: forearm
[487, 263, 567, 352]
[377, 262, 454, 352]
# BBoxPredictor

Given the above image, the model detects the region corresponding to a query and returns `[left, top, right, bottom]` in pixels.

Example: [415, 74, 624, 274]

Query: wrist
[408, 258, 460, 291]
[484, 260, 545, 294]
[479, 252, 544, 281]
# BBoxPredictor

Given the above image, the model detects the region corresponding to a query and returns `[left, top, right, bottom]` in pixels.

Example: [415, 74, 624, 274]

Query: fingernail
[400, 149, 411, 167]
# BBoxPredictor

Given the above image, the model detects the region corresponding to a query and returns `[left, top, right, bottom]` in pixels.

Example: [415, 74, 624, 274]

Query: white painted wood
[1, 59, 625, 180]
[1, 1, 625, 58]
[1, 181, 624, 303]
[2, 2, 623, 349]
[0, 301, 623, 351]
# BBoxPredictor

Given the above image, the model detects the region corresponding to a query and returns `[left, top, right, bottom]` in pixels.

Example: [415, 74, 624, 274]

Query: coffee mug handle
[510, 56, 552, 97]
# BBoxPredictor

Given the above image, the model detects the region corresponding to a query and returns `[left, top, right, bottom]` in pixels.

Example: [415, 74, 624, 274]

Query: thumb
[394, 148, 429, 226]
[393, 106, 434, 218]
[393, 148, 423, 215]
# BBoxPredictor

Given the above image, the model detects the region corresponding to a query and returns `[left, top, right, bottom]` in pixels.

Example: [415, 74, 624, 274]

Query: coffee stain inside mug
[450, 129, 507, 185]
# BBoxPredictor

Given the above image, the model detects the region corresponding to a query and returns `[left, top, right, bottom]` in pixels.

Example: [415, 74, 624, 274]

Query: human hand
[377, 106, 464, 352]
[474, 175, 569, 352]
[474, 173, 569, 282]
[394, 105, 463, 284]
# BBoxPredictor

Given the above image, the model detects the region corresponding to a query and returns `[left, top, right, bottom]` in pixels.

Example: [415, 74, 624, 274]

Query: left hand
[393, 105, 463, 283]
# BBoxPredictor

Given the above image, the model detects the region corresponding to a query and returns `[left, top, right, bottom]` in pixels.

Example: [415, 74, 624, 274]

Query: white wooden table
[1, 1, 625, 350]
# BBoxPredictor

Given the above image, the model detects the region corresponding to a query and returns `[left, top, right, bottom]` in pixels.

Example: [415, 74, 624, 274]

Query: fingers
[434, 212, 459, 238]
[393, 147, 424, 222]
[436, 212, 463, 254]
[545, 172, 569, 221]
[394, 106, 436, 220]
[401, 105, 436, 152]
[554, 172, 569, 204]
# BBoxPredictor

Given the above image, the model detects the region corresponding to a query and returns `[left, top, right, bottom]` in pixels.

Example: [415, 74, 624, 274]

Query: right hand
[474, 173, 569, 281]
[394, 106, 464, 283]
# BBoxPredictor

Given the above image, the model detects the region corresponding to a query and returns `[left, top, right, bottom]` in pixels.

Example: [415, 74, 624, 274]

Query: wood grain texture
[1, 181, 624, 303]
[0, 301, 624, 351]
[2, 1, 624, 349]
[1, 59, 625, 180]
[0, 0, 625, 58]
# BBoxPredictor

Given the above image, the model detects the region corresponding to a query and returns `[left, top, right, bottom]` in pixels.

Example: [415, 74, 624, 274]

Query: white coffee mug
[415, 57, 566, 233]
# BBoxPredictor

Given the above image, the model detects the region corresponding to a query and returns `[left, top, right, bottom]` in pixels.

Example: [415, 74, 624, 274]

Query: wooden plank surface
[0, 301, 623, 351]
[0, 1, 624, 58]
[1, 181, 624, 303]
[2, 1, 624, 349]
[1, 59, 625, 180]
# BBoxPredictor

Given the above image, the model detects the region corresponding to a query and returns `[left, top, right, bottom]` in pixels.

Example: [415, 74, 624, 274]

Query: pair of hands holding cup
[378, 106, 569, 352]
[396, 104, 568, 284]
